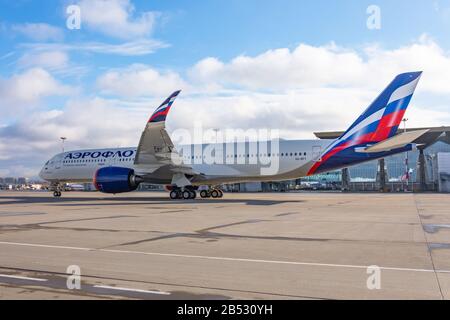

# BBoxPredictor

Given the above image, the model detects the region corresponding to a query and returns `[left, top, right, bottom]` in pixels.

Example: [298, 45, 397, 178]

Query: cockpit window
[45, 161, 49, 165]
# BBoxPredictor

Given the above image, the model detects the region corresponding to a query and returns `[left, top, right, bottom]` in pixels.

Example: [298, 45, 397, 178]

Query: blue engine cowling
[94, 167, 141, 194]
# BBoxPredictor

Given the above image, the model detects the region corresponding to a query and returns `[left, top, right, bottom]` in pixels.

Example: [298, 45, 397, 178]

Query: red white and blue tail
[342, 71, 422, 142]
[308, 72, 422, 175]
[148, 90, 181, 123]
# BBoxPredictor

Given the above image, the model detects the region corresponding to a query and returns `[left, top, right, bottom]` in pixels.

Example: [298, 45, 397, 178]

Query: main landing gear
[199, 188, 223, 199]
[168, 187, 224, 200]
[169, 188, 197, 200]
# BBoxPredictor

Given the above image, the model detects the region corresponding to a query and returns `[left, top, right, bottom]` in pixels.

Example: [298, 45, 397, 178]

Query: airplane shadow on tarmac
[0, 195, 305, 207]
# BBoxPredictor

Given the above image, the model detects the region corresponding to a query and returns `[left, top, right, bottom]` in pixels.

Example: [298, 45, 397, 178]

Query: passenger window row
[182, 152, 307, 159]
[63, 158, 135, 164]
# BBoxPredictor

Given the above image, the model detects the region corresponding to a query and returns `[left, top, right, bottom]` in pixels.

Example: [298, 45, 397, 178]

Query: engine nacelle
[94, 167, 142, 194]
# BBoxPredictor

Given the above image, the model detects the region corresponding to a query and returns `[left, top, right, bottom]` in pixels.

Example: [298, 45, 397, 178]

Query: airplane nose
[39, 167, 47, 180]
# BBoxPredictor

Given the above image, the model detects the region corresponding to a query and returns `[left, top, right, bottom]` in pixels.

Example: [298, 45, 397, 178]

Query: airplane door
[107, 152, 120, 167]
[312, 146, 322, 162]
[108, 156, 116, 167]
[54, 154, 62, 170]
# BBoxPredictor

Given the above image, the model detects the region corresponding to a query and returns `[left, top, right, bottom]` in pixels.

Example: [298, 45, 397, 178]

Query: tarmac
[0, 191, 449, 300]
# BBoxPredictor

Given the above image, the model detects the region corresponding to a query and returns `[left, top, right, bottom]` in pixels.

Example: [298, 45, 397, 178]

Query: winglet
[148, 90, 181, 123]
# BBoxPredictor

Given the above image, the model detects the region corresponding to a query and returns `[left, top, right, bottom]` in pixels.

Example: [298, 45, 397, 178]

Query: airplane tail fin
[340, 71, 422, 144]
[307, 72, 422, 176]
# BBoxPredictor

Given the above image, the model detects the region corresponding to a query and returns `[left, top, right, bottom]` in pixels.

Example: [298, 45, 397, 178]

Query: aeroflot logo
[64, 150, 136, 160]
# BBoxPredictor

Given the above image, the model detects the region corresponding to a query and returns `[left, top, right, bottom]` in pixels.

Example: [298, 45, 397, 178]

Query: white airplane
[40, 72, 427, 200]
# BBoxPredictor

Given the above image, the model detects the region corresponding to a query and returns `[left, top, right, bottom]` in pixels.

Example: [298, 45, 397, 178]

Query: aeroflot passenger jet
[40, 72, 427, 200]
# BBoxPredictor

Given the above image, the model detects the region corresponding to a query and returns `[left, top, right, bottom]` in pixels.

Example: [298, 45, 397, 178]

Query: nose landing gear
[51, 183, 63, 198]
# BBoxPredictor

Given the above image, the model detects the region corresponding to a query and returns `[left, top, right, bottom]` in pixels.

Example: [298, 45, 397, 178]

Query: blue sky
[2, 0, 450, 74]
[1, 0, 450, 177]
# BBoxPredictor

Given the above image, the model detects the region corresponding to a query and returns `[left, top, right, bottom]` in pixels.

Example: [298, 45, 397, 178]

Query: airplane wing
[134, 91, 199, 184]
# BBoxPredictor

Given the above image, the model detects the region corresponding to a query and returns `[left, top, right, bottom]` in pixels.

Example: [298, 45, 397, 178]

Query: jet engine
[94, 167, 143, 194]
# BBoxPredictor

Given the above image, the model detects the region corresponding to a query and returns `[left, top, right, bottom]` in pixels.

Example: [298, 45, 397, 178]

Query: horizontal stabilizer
[358, 129, 429, 153]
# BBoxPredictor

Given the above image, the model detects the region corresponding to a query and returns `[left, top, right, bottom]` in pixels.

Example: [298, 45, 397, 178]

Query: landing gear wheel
[53, 191, 62, 197]
[170, 190, 179, 200]
[182, 190, 192, 200]
[211, 189, 219, 198]
[218, 190, 224, 198]
[200, 190, 209, 198]
[190, 190, 197, 199]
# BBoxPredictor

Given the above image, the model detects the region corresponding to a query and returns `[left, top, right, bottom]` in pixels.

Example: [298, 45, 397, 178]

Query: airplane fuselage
[40, 139, 334, 186]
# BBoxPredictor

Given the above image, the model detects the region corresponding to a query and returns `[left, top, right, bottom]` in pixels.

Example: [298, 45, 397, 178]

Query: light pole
[213, 128, 220, 144]
[402, 118, 409, 191]
[60, 137, 67, 153]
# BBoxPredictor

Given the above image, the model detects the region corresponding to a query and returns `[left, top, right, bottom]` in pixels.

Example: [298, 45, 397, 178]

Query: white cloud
[164, 88, 378, 144]
[16, 1, 168, 58]
[91, 36, 450, 141]
[77, 0, 159, 39]
[189, 36, 450, 96]
[0, 165, 39, 178]
[17, 51, 69, 70]
[12, 23, 64, 42]
[15, 50, 89, 78]
[363, 35, 450, 95]
[0, 98, 144, 150]
[97, 64, 187, 97]
[189, 44, 367, 91]
[21, 39, 168, 56]
[0, 98, 148, 177]
[0, 68, 74, 116]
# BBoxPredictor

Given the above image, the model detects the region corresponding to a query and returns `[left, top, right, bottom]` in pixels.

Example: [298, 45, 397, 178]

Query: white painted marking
[339, 108, 385, 142]
[0, 274, 47, 282]
[94, 285, 170, 295]
[0, 240, 449, 274]
[387, 76, 421, 105]
[0, 241, 92, 251]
